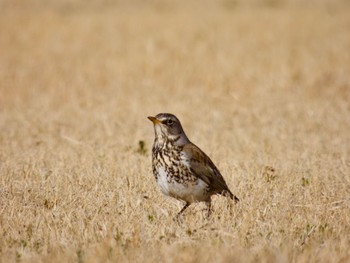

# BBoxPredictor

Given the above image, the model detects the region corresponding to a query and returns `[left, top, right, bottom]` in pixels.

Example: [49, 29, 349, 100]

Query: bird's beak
[148, 116, 161, 124]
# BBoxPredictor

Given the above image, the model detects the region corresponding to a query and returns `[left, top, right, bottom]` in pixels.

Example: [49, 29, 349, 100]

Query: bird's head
[148, 113, 189, 146]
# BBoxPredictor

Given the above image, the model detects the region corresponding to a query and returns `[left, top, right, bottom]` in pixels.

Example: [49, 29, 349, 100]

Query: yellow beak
[148, 116, 161, 124]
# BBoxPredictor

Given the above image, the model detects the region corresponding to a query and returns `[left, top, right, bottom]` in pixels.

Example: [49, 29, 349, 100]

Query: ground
[0, 0, 350, 262]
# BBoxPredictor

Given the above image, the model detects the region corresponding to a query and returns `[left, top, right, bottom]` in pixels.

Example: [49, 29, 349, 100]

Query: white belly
[156, 166, 209, 203]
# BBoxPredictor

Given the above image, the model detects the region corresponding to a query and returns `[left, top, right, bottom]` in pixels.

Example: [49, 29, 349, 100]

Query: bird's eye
[166, 119, 174, 126]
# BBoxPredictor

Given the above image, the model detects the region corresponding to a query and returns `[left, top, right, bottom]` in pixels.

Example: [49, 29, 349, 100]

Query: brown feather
[182, 143, 239, 202]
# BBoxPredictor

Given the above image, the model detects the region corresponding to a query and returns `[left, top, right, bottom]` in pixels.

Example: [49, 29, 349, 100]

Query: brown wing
[182, 143, 237, 200]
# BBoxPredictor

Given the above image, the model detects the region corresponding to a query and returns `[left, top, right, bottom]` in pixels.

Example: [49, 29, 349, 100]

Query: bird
[148, 113, 239, 218]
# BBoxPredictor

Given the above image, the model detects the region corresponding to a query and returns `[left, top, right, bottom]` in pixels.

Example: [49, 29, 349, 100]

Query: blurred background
[1, 0, 349, 147]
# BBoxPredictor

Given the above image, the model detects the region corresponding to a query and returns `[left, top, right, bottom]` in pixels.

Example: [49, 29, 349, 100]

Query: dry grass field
[1, 0, 350, 262]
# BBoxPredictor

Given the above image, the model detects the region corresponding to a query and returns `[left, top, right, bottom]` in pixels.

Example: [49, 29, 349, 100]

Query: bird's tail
[223, 189, 240, 203]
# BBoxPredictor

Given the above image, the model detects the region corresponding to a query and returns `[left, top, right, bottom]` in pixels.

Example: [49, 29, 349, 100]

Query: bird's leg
[175, 202, 190, 220]
[205, 201, 212, 218]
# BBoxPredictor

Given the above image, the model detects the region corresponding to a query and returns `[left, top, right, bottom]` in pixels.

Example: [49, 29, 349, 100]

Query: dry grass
[1, 1, 350, 262]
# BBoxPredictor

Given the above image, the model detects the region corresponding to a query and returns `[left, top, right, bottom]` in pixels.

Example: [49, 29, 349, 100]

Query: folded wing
[182, 143, 237, 201]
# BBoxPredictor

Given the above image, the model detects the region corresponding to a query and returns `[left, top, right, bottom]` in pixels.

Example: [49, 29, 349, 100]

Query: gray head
[148, 113, 189, 146]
